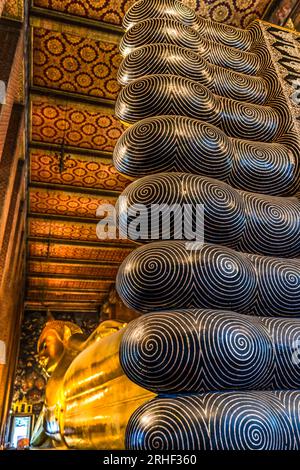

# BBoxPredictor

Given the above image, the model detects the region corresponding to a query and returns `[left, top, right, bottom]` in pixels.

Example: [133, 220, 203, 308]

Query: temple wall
[0, 0, 25, 447]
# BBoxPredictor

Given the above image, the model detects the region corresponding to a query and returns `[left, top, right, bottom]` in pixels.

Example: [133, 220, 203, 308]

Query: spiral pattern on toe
[118, 172, 300, 257]
[248, 255, 300, 317]
[116, 0, 300, 453]
[121, 309, 300, 393]
[118, 44, 267, 104]
[113, 116, 299, 196]
[123, 0, 254, 52]
[126, 391, 298, 450]
[120, 19, 260, 75]
[116, 241, 300, 316]
[237, 192, 300, 257]
[120, 309, 274, 392]
[123, 0, 197, 31]
[230, 139, 298, 195]
[115, 75, 281, 141]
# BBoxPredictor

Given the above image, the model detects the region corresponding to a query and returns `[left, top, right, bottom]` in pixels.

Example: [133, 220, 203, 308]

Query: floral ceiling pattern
[33, 27, 121, 99]
[33, 0, 271, 28]
[28, 240, 134, 263]
[29, 187, 116, 218]
[28, 261, 119, 278]
[2, 0, 24, 20]
[29, 219, 102, 242]
[31, 97, 124, 151]
[30, 149, 131, 190]
[33, 0, 136, 26]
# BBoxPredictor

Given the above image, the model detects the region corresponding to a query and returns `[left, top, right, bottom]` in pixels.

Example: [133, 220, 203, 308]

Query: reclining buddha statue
[33, 0, 300, 450]
[30, 316, 154, 449]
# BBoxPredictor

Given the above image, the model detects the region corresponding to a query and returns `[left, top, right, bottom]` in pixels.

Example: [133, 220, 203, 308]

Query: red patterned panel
[31, 97, 125, 151]
[182, 1, 271, 28]
[33, 0, 135, 26]
[0, 0, 5, 16]
[29, 241, 133, 263]
[28, 218, 133, 244]
[29, 218, 99, 241]
[33, 27, 121, 99]
[32, 0, 271, 28]
[30, 149, 131, 191]
[29, 188, 116, 218]
[28, 261, 119, 278]
[3, 0, 24, 19]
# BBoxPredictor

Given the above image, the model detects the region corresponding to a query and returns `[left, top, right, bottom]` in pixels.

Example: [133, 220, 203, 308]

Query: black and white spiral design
[123, 0, 197, 31]
[115, 0, 300, 452]
[115, 75, 281, 141]
[120, 309, 272, 392]
[118, 44, 267, 104]
[116, 241, 300, 316]
[118, 173, 300, 257]
[123, 0, 255, 52]
[248, 255, 300, 317]
[237, 191, 300, 257]
[120, 309, 300, 393]
[120, 19, 261, 75]
[126, 391, 298, 450]
[113, 116, 299, 196]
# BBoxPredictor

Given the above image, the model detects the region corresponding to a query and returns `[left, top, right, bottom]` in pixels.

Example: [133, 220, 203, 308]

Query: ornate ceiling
[27, 0, 273, 313]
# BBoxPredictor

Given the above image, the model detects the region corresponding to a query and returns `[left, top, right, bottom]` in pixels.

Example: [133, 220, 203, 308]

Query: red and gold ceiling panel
[28, 218, 133, 244]
[26, 291, 107, 302]
[28, 261, 119, 278]
[29, 187, 116, 218]
[30, 149, 131, 190]
[28, 276, 113, 290]
[29, 240, 134, 263]
[0, 0, 5, 16]
[32, 1, 271, 28]
[32, 26, 121, 99]
[29, 218, 97, 242]
[2, 0, 24, 20]
[29, 218, 100, 242]
[31, 96, 125, 151]
[201, 1, 271, 27]
[33, 0, 135, 26]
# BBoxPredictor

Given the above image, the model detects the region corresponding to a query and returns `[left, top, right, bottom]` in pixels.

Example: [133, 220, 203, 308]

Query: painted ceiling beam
[26, 287, 110, 293]
[29, 181, 120, 198]
[28, 212, 99, 224]
[28, 236, 134, 250]
[30, 85, 116, 109]
[24, 306, 99, 313]
[29, 142, 113, 160]
[26, 272, 117, 282]
[28, 257, 121, 267]
[27, 273, 114, 282]
[26, 273, 116, 281]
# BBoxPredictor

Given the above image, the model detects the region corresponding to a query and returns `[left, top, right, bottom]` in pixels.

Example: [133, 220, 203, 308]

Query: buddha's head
[38, 319, 83, 375]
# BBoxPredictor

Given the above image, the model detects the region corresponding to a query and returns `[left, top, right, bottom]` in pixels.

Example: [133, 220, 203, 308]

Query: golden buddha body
[31, 319, 154, 449]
